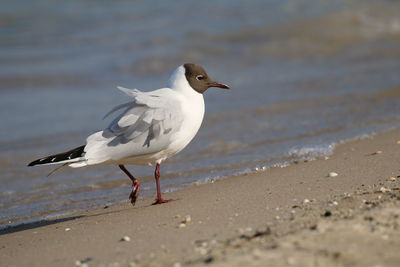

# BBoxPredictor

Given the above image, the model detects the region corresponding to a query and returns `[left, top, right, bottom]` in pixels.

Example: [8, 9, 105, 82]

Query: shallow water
[1, 0, 400, 228]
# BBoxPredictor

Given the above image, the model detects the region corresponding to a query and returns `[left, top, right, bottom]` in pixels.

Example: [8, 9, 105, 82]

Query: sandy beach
[1, 127, 399, 266]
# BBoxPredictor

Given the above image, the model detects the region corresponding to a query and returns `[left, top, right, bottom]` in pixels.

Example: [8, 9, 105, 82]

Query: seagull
[28, 63, 229, 205]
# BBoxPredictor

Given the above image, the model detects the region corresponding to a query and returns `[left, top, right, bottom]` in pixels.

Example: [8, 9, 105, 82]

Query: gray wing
[83, 87, 184, 165]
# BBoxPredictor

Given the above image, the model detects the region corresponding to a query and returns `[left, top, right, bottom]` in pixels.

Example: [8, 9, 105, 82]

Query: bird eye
[196, 75, 204, 81]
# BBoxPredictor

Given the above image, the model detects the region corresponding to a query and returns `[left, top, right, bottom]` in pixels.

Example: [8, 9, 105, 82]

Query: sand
[1, 128, 400, 267]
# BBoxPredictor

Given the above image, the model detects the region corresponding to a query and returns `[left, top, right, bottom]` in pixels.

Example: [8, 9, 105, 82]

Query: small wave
[194, 176, 222, 185]
[288, 143, 336, 160]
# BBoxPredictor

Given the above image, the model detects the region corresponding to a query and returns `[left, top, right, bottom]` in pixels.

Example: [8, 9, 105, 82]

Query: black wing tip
[27, 161, 35, 167]
[28, 159, 40, 167]
[27, 145, 85, 167]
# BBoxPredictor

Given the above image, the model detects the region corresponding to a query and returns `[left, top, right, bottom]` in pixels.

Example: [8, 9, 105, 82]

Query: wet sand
[1, 128, 400, 267]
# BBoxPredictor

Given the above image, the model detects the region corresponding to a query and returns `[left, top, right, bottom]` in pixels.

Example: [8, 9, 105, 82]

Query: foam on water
[288, 144, 335, 160]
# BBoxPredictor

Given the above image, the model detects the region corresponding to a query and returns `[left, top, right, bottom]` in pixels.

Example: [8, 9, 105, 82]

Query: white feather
[69, 65, 205, 167]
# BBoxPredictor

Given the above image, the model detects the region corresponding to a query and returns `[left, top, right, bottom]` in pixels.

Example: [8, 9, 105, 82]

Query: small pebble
[387, 177, 396, 182]
[121, 236, 131, 242]
[328, 172, 338, 177]
[380, 187, 391, 193]
[303, 199, 310, 204]
[371, 151, 383, 155]
[329, 201, 339, 206]
[173, 263, 182, 267]
[182, 215, 192, 223]
[178, 223, 186, 228]
[65, 228, 71, 232]
[397, 140, 400, 144]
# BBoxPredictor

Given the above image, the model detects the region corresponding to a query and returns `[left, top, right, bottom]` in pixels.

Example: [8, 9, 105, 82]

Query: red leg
[152, 163, 177, 205]
[119, 165, 140, 206]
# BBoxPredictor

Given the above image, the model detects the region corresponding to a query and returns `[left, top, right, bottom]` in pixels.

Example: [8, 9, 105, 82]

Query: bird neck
[168, 65, 204, 100]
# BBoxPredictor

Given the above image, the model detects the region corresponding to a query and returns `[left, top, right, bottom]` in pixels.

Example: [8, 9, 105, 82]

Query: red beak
[208, 82, 230, 89]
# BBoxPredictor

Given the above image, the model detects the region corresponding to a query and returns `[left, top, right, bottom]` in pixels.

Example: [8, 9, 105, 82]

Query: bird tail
[28, 145, 85, 167]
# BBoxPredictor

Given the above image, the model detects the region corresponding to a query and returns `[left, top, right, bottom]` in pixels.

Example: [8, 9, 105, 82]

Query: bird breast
[163, 93, 205, 159]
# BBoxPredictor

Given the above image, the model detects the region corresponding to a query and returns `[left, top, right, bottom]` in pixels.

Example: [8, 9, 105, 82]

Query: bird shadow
[0, 215, 85, 235]
[0, 203, 150, 236]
